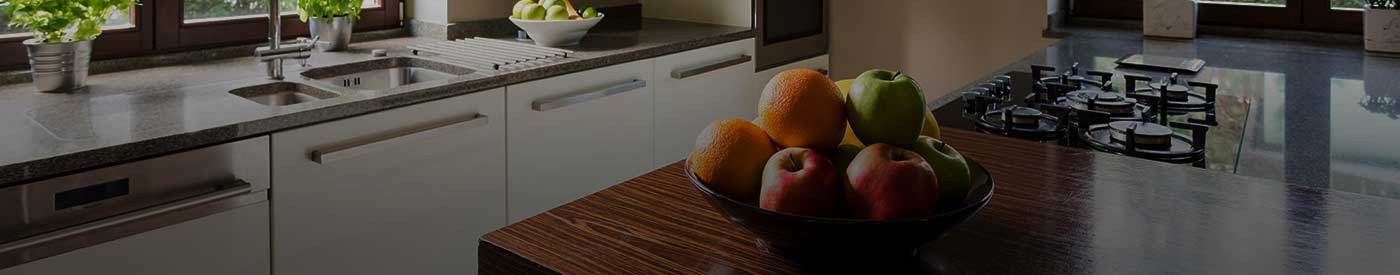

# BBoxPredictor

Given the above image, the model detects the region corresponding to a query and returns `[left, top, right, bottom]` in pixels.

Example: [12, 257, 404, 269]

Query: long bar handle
[532, 80, 646, 112]
[671, 55, 752, 79]
[0, 181, 254, 254]
[312, 114, 490, 164]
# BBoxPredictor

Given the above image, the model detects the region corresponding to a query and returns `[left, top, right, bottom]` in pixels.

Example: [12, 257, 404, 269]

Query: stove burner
[1125, 73, 1219, 113]
[1031, 63, 1115, 104]
[1079, 121, 1209, 165]
[1107, 121, 1173, 148]
[971, 106, 1065, 141]
[1009, 107, 1044, 127]
[1056, 89, 1150, 121]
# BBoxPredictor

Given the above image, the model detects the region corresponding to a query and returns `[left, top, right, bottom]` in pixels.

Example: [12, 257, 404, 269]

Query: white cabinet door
[753, 54, 830, 94]
[653, 38, 757, 168]
[507, 59, 655, 223]
[0, 201, 271, 275]
[272, 88, 507, 275]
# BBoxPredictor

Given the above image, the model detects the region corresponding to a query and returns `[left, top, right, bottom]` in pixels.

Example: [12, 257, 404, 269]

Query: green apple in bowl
[911, 136, 971, 210]
[512, 0, 536, 19]
[581, 7, 598, 19]
[540, 0, 562, 8]
[546, 5, 570, 20]
[520, 3, 546, 20]
[847, 69, 928, 148]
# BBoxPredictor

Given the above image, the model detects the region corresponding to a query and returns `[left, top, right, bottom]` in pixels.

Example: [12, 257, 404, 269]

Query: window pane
[185, 0, 381, 23]
[1331, 0, 1368, 9]
[0, 6, 134, 37]
[184, 0, 297, 22]
[1198, 0, 1287, 7]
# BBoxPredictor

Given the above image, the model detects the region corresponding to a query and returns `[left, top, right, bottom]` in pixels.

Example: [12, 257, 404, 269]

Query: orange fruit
[689, 119, 778, 202]
[757, 69, 847, 150]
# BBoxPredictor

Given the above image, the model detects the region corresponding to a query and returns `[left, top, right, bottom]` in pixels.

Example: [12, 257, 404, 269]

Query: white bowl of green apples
[510, 0, 603, 47]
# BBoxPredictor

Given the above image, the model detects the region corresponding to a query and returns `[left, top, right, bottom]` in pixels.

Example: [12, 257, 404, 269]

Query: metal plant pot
[1365, 8, 1400, 53]
[310, 16, 355, 52]
[23, 39, 92, 93]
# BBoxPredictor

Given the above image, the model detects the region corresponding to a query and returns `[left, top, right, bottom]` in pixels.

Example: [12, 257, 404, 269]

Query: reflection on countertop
[932, 25, 1400, 200]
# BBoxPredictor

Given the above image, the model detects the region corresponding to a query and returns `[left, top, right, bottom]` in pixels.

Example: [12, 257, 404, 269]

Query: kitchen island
[479, 128, 1400, 274]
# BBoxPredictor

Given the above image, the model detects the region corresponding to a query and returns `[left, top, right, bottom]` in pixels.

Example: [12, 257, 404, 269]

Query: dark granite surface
[931, 25, 1400, 200]
[0, 19, 752, 187]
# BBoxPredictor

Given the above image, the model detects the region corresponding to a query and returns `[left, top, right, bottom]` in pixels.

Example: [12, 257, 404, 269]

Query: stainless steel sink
[300, 57, 475, 91]
[229, 82, 339, 106]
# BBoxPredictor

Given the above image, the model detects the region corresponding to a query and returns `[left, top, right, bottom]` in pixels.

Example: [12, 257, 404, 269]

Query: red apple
[845, 143, 940, 220]
[759, 147, 842, 217]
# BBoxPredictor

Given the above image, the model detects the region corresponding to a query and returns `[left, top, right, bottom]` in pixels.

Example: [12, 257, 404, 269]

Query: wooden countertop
[479, 128, 1400, 274]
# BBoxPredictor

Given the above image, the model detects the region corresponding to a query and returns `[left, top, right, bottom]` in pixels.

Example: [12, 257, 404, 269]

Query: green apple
[520, 3, 546, 20]
[540, 0, 562, 8]
[911, 136, 971, 210]
[545, 5, 570, 20]
[512, 0, 536, 19]
[581, 7, 598, 19]
[847, 69, 928, 148]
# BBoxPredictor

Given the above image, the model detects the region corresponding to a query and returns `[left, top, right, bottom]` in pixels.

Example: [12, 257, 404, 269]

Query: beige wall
[830, 0, 1057, 104]
[638, 0, 752, 27]
[410, 0, 639, 24]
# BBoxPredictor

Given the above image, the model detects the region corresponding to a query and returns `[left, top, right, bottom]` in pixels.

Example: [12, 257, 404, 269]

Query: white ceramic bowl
[509, 14, 604, 47]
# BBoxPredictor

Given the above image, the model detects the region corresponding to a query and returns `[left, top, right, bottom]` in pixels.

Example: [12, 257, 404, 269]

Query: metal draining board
[408, 37, 573, 72]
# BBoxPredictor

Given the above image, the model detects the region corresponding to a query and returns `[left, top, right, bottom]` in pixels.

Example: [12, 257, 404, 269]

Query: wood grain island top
[480, 128, 1400, 274]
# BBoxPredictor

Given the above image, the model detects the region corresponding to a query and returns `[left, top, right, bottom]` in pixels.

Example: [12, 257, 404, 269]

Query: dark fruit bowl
[686, 158, 995, 269]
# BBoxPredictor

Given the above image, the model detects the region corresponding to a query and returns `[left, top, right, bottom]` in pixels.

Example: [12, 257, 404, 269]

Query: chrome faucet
[254, 1, 316, 80]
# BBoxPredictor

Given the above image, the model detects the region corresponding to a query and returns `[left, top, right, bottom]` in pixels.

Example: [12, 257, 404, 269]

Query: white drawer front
[272, 88, 507, 275]
[653, 38, 757, 168]
[507, 59, 656, 223]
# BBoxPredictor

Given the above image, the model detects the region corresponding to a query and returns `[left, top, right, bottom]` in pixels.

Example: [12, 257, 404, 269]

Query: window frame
[1073, 0, 1362, 33]
[0, 0, 402, 69]
[0, 4, 156, 69]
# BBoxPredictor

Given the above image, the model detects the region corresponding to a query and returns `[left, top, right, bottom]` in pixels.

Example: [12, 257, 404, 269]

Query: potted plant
[298, 0, 362, 52]
[1366, 0, 1400, 53]
[1143, 0, 1197, 39]
[4, 0, 137, 93]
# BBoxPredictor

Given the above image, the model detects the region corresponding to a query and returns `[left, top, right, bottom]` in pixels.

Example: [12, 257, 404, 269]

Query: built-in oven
[0, 137, 271, 275]
[755, 0, 829, 71]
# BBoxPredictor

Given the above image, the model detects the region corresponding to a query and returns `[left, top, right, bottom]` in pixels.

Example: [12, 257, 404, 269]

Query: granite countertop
[0, 18, 753, 187]
[930, 24, 1400, 199]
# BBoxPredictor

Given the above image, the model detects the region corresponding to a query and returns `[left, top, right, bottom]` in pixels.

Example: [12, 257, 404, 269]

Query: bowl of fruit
[509, 0, 603, 47]
[685, 69, 994, 270]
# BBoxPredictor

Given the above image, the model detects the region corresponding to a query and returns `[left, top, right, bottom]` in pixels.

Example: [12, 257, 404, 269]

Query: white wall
[830, 0, 1057, 103]
[638, 0, 752, 27]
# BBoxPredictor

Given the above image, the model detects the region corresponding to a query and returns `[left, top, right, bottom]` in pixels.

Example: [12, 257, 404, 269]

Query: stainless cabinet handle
[671, 55, 752, 79]
[0, 181, 254, 254]
[312, 114, 489, 164]
[532, 80, 647, 111]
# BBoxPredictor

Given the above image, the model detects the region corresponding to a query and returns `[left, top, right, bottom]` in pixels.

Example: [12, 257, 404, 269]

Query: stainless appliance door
[0, 181, 262, 269]
[755, 0, 830, 71]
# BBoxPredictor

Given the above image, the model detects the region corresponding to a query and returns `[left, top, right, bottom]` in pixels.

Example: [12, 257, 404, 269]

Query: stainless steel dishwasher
[0, 136, 271, 275]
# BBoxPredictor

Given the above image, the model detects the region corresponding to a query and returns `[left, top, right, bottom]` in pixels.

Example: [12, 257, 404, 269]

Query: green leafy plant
[2, 0, 137, 43]
[297, 0, 362, 22]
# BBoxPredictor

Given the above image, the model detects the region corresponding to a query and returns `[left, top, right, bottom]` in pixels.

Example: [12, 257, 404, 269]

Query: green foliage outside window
[0, 0, 137, 43]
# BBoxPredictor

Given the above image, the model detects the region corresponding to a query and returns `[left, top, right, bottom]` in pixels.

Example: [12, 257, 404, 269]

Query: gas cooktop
[932, 63, 1251, 173]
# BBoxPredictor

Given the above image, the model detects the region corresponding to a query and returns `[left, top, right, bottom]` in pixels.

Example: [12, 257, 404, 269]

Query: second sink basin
[301, 57, 475, 91]
[229, 82, 339, 106]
